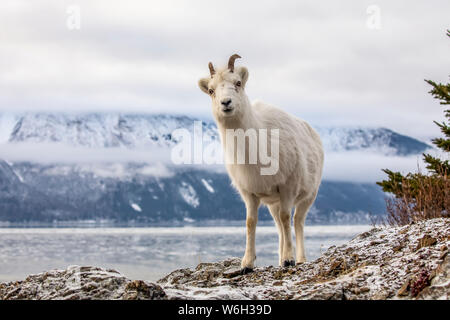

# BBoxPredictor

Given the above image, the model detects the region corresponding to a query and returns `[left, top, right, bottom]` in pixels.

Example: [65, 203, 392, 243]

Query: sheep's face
[198, 66, 249, 121]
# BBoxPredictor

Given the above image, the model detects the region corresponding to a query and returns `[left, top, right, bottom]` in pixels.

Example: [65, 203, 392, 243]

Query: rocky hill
[1, 218, 448, 300]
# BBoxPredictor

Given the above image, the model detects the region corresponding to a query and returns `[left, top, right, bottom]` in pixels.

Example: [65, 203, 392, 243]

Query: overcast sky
[1, 0, 449, 141]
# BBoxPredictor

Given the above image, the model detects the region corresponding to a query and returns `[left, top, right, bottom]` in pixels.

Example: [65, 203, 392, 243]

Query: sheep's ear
[236, 67, 249, 87]
[198, 78, 210, 94]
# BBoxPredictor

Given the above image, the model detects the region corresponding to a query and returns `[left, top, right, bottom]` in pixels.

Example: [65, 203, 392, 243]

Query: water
[0, 225, 370, 283]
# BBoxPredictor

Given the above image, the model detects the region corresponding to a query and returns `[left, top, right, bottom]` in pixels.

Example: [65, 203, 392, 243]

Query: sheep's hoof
[283, 260, 295, 268]
[240, 267, 254, 275]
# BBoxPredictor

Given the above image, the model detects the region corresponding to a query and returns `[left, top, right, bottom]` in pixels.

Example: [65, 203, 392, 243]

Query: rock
[1, 218, 449, 300]
[158, 218, 449, 300]
[397, 278, 411, 297]
[416, 235, 437, 251]
[359, 287, 370, 293]
[0, 266, 166, 300]
[416, 255, 450, 300]
[123, 280, 166, 300]
[223, 267, 243, 279]
[372, 290, 389, 300]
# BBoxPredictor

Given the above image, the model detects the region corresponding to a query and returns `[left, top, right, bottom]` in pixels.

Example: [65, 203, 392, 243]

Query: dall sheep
[198, 54, 324, 272]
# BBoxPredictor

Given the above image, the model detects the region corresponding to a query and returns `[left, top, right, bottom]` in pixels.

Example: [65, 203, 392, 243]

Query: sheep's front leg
[279, 188, 295, 267]
[241, 192, 260, 272]
[279, 208, 295, 267]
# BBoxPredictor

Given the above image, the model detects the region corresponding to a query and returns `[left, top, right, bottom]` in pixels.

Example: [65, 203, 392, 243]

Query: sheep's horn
[208, 62, 215, 77]
[228, 54, 241, 73]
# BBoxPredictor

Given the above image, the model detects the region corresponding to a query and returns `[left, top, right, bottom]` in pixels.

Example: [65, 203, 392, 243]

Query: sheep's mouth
[222, 108, 234, 114]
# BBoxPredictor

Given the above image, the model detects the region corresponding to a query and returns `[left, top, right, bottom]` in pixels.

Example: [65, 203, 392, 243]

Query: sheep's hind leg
[279, 189, 296, 267]
[240, 192, 260, 272]
[293, 198, 314, 264]
[279, 207, 295, 267]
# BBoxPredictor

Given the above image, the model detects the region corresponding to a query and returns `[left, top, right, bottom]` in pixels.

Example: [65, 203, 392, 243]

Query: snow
[159, 218, 449, 300]
[0, 265, 166, 300]
[316, 127, 398, 154]
[130, 203, 142, 212]
[13, 170, 24, 183]
[0, 113, 17, 144]
[0, 112, 428, 158]
[201, 179, 215, 193]
[6, 113, 218, 149]
[179, 181, 199, 208]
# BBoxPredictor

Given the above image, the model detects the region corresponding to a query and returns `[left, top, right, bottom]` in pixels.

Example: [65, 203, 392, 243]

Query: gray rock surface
[1, 218, 448, 300]
[159, 218, 449, 299]
[0, 266, 166, 300]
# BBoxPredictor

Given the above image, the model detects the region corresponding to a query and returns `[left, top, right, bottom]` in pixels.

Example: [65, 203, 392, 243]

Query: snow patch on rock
[130, 203, 142, 212]
[1, 218, 447, 300]
[201, 179, 215, 193]
[179, 181, 199, 208]
[0, 266, 166, 300]
[158, 218, 449, 300]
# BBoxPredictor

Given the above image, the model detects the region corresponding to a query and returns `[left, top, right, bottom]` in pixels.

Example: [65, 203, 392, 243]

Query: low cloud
[323, 151, 428, 183]
[0, 142, 171, 164]
[1, 141, 436, 184]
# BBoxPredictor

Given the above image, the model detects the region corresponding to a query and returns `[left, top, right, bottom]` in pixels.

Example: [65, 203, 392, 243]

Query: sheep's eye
[208, 89, 214, 95]
[236, 81, 241, 87]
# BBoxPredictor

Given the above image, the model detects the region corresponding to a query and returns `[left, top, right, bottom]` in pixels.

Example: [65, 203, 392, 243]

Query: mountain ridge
[0, 112, 430, 156]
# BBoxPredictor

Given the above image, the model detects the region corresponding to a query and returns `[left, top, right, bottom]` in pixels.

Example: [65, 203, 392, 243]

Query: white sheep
[198, 54, 324, 272]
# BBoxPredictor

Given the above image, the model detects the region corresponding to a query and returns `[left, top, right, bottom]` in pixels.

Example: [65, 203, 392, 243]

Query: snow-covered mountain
[3, 113, 217, 149]
[316, 127, 430, 156]
[0, 112, 431, 224]
[0, 112, 429, 155]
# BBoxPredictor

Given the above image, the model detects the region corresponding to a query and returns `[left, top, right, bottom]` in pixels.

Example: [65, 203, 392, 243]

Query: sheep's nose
[221, 99, 232, 107]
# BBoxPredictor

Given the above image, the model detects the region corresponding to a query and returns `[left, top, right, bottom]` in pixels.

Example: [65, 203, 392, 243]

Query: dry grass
[383, 169, 449, 227]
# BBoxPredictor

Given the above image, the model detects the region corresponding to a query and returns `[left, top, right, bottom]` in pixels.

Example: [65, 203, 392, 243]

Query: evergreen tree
[376, 30, 449, 224]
